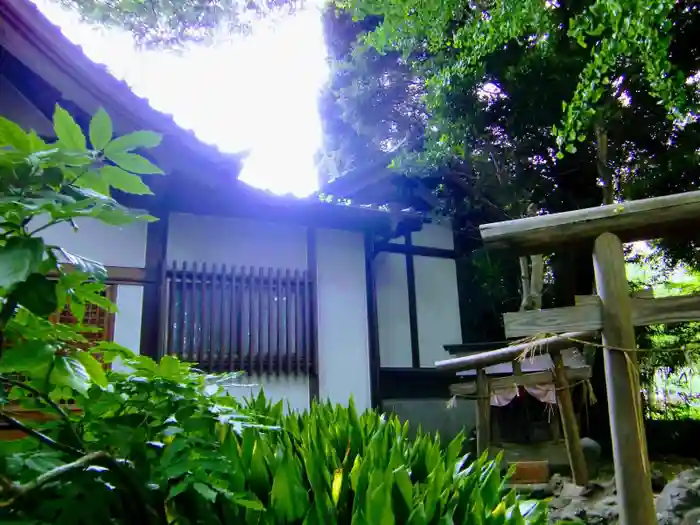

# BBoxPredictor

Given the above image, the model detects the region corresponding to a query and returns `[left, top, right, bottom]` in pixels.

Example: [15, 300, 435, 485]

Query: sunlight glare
[33, 0, 327, 197]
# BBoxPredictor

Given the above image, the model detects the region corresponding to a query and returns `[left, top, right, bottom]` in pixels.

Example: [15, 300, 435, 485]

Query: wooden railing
[161, 261, 316, 375]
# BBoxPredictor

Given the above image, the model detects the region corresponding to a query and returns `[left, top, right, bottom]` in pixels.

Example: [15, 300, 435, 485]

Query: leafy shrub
[0, 372, 546, 524]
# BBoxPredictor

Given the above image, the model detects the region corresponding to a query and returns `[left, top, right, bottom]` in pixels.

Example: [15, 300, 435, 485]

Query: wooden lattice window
[49, 286, 117, 349]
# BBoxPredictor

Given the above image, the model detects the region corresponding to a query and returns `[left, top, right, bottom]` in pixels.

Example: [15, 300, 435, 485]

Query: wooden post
[593, 233, 655, 525]
[476, 368, 490, 456]
[551, 350, 588, 485]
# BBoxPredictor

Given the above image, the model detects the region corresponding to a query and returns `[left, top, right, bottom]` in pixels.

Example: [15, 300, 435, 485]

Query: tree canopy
[60, 0, 301, 48]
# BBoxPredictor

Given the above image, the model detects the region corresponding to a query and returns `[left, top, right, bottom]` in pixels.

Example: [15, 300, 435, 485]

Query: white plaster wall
[376, 252, 412, 368]
[36, 217, 147, 268]
[0, 76, 54, 136]
[113, 285, 144, 355]
[167, 213, 307, 270]
[316, 229, 372, 412]
[415, 256, 462, 366]
[223, 375, 310, 413]
[376, 221, 462, 368]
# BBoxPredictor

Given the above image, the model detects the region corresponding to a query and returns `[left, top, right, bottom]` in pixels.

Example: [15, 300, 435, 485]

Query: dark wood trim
[49, 265, 149, 285]
[140, 206, 169, 360]
[379, 368, 460, 399]
[364, 231, 382, 410]
[405, 233, 421, 368]
[374, 241, 456, 259]
[306, 227, 320, 402]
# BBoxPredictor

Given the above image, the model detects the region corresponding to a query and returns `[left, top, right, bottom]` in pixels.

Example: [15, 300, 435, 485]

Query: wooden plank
[208, 264, 217, 372]
[504, 294, 700, 338]
[247, 267, 254, 375]
[504, 304, 601, 339]
[286, 269, 293, 375]
[276, 268, 282, 376]
[450, 365, 592, 395]
[197, 262, 206, 366]
[257, 267, 264, 377]
[176, 261, 187, 360]
[218, 265, 227, 372]
[552, 350, 588, 485]
[295, 269, 302, 377]
[480, 189, 700, 254]
[267, 268, 274, 378]
[227, 266, 237, 372]
[166, 261, 177, 357]
[436, 331, 596, 371]
[476, 368, 490, 456]
[593, 233, 655, 525]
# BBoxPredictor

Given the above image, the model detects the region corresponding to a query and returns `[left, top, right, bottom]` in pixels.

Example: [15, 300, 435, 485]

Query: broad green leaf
[0, 341, 55, 374]
[193, 482, 218, 503]
[271, 454, 308, 522]
[104, 130, 162, 155]
[74, 351, 108, 388]
[75, 170, 111, 196]
[59, 249, 108, 281]
[52, 354, 91, 394]
[53, 105, 86, 152]
[11, 273, 58, 316]
[0, 237, 45, 289]
[100, 165, 153, 195]
[158, 355, 182, 380]
[89, 108, 113, 150]
[232, 494, 265, 510]
[168, 480, 190, 500]
[106, 152, 164, 175]
[0, 116, 29, 151]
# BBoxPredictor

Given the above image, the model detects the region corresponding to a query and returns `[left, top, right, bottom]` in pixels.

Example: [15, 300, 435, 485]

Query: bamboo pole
[435, 331, 596, 371]
[551, 350, 588, 485]
[593, 233, 655, 525]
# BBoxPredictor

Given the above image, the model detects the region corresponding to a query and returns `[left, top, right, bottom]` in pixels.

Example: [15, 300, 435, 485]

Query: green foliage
[0, 105, 160, 395]
[342, 0, 693, 156]
[0, 382, 547, 524]
[59, 0, 302, 49]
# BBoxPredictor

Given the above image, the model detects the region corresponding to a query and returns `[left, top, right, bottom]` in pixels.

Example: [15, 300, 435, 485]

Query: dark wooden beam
[139, 196, 169, 360]
[405, 233, 421, 368]
[364, 231, 382, 409]
[306, 227, 320, 402]
[379, 368, 459, 399]
[375, 241, 456, 259]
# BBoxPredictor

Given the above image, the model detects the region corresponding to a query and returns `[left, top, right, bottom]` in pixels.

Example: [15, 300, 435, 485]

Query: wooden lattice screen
[162, 262, 316, 375]
[49, 286, 117, 348]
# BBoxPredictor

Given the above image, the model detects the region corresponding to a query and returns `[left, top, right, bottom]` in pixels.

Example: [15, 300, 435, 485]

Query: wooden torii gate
[437, 190, 700, 525]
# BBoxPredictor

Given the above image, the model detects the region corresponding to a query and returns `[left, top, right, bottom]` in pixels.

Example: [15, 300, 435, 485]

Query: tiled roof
[1, 0, 245, 178]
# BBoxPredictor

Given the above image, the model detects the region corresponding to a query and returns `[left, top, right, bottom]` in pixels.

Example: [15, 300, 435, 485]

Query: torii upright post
[593, 233, 655, 525]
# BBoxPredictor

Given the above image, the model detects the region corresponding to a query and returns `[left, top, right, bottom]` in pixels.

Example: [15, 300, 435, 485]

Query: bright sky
[35, 0, 328, 197]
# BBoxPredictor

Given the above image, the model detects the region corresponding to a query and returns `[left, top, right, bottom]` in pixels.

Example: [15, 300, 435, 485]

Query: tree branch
[0, 376, 84, 451]
[0, 411, 81, 457]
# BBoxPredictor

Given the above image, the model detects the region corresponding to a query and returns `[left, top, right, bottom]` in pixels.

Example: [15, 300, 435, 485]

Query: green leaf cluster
[0, 372, 547, 524]
[0, 106, 162, 394]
